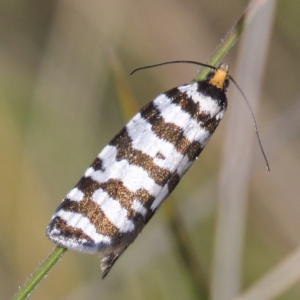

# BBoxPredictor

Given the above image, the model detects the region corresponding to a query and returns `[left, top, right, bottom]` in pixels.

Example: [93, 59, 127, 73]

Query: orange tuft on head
[209, 64, 229, 89]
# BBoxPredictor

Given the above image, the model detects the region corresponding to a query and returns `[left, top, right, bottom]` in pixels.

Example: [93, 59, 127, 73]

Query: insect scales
[46, 61, 268, 278]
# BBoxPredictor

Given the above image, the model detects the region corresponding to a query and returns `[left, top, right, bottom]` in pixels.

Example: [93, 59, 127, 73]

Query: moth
[46, 62, 246, 278]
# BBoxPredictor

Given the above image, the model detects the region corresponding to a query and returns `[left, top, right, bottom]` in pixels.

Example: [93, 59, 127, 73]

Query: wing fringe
[101, 247, 127, 278]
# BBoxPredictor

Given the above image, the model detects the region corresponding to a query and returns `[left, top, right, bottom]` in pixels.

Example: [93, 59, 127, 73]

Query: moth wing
[47, 84, 208, 277]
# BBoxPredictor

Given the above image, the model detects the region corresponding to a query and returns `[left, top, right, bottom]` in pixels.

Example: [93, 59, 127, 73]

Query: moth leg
[101, 247, 127, 278]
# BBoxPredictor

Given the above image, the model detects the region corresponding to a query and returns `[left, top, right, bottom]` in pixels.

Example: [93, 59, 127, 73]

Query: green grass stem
[12, 247, 67, 300]
[195, 0, 268, 81]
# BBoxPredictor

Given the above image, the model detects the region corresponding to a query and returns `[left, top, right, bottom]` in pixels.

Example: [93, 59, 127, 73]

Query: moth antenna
[229, 76, 270, 172]
[130, 60, 216, 75]
[131, 60, 270, 171]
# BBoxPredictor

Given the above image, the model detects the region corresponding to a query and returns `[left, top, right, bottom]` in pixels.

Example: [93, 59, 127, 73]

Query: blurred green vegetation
[2, 1, 300, 299]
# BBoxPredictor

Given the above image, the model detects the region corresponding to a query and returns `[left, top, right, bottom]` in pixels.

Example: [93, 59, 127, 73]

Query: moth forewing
[46, 64, 229, 277]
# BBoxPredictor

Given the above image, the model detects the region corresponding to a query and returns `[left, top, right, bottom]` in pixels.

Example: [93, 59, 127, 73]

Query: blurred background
[1, 0, 300, 299]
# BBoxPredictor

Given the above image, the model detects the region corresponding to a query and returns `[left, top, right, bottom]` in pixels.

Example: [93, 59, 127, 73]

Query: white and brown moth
[46, 63, 230, 278]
